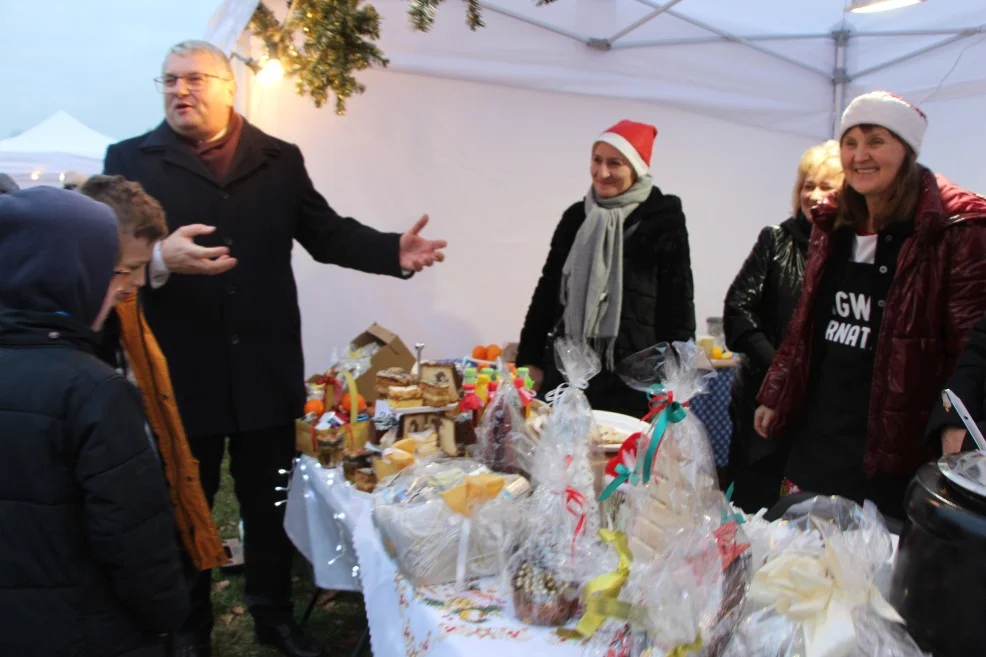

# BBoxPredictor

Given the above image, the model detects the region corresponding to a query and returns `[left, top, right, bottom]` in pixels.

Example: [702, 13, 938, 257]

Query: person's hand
[808, 194, 839, 226]
[527, 365, 545, 392]
[754, 406, 776, 438]
[399, 215, 447, 272]
[161, 224, 238, 275]
[942, 426, 968, 456]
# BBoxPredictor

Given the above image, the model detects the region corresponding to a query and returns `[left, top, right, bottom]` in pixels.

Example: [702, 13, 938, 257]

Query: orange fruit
[486, 344, 502, 361]
[471, 345, 488, 360]
[304, 399, 325, 416]
[341, 392, 367, 414]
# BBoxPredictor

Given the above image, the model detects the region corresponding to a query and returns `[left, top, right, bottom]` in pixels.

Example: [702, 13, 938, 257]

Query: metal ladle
[942, 389, 986, 453]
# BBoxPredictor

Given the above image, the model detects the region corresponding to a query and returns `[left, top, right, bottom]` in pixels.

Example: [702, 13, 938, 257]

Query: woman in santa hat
[516, 120, 695, 418]
[754, 91, 986, 520]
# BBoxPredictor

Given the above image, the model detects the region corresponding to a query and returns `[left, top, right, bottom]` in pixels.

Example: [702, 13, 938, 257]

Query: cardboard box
[351, 323, 416, 403]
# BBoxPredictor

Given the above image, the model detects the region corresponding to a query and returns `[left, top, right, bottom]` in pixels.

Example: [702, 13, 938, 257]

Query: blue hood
[0, 187, 119, 327]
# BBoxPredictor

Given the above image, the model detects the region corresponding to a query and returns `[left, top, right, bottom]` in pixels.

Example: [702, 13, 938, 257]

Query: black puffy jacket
[0, 188, 187, 656]
[517, 186, 696, 417]
[723, 214, 811, 466]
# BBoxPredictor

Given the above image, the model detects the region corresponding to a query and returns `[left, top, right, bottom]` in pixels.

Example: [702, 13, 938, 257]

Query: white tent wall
[212, 0, 986, 372]
[244, 69, 815, 371]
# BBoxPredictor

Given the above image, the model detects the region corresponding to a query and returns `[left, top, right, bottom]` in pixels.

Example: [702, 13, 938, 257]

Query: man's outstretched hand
[161, 224, 238, 275]
[399, 214, 447, 272]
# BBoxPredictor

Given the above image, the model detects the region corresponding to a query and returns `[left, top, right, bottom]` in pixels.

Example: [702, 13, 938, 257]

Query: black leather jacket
[723, 213, 811, 464]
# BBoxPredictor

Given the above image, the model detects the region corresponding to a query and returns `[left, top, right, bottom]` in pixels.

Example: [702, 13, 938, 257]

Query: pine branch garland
[247, 0, 506, 113]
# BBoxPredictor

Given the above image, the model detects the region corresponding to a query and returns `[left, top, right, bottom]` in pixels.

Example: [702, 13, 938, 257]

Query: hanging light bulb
[256, 57, 284, 86]
[847, 0, 924, 14]
[30, 169, 41, 181]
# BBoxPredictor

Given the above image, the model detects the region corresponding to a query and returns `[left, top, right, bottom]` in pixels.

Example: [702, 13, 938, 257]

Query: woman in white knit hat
[515, 120, 696, 418]
[752, 91, 986, 520]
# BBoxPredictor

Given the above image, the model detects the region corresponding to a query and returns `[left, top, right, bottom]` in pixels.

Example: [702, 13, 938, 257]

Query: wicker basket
[294, 370, 370, 467]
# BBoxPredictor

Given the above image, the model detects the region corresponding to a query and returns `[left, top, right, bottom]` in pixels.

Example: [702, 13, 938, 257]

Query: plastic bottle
[476, 374, 491, 404]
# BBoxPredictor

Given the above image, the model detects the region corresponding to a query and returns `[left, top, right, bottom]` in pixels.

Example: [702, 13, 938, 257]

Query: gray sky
[0, 0, 220, 140]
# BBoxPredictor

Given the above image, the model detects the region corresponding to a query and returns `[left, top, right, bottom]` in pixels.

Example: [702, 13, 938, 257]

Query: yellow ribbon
[572, 529, 634, 638]
[440, 473, 505, 516]
[665, 635, 703, 657]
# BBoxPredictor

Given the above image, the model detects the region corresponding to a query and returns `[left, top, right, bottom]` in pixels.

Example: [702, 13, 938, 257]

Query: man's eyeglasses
[154, 73, 231, 93]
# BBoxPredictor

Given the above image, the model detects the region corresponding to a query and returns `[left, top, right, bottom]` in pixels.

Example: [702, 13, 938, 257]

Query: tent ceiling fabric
[206, 0, 986, 137]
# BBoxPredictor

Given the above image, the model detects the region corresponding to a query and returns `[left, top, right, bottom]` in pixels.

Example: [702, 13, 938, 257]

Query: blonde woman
[723, 141, 843, 512]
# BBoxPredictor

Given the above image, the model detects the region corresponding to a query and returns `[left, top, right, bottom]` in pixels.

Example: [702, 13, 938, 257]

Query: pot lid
[938, 452, 986, 500]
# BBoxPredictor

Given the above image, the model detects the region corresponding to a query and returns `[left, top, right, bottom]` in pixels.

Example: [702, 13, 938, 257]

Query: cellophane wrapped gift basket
[722, 496, 929, 657]
[504, 339, 610, 626]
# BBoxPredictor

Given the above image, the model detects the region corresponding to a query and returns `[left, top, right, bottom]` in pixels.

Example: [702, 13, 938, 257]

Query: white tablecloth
[283, 455, 371, 592]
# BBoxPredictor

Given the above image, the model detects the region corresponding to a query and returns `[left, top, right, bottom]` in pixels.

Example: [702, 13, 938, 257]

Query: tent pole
[832, 28, 851, 138]
[608, 0, 687, 44]
[476, 2, 590, 45]
[631, 0, 832, 79]
[613, 33, 831, 49]
[853, 28, 985, 79]
[850, 27, 984, 38]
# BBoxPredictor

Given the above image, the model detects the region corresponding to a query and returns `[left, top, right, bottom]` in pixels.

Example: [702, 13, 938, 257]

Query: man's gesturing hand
[161, 224, 238, 275]
[399, 215, 447, 273]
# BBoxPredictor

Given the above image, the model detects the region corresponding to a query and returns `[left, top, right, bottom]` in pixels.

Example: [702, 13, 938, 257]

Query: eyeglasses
[154, 73, 231, 93]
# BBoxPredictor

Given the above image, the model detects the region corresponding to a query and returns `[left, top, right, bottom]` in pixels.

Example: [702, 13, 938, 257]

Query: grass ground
[209, 455, 370, 657]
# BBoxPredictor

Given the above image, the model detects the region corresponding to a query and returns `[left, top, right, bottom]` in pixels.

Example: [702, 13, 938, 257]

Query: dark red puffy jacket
[758, 168, 986, 477]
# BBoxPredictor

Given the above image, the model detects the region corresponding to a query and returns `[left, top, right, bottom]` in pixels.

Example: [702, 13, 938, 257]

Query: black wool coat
[517, 186, 696, 417]
[104, 119, 406, 437]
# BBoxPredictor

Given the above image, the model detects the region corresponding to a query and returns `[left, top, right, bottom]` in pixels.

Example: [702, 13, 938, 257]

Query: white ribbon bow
[748, 545, 904, 657]
[544, 380, 589, 407]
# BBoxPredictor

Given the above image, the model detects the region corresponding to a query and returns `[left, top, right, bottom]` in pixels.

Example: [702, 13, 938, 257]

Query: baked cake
[418, 360, 462, 391]
[421, 378, 458, 408]
[375, 367, 413, 398]
[388, 385, 423, 409]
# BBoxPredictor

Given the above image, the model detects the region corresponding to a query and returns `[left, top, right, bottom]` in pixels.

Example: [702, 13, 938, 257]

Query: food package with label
[372, 458, 531, 588]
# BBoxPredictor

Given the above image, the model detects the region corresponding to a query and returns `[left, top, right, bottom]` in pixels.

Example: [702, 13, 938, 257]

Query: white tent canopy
[203, 0, 986, 370]
[210, 0, 986, 139]
[0, 110, 114, 188]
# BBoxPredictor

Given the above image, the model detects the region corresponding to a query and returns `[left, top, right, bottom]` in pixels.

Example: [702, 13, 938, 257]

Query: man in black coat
[0, 187, 188, 656]
[104, 40, 446, 657]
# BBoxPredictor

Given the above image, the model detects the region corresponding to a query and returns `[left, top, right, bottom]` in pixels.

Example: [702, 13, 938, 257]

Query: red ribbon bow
[564, 486, 588, 558]
[642, 390, 689, 423]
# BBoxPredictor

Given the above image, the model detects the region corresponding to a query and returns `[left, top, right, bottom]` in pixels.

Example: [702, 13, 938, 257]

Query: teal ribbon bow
[597, 384, 687, 502]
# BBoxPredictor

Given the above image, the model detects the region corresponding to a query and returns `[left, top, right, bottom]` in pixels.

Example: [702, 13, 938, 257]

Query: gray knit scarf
[560, 175, 653, 370]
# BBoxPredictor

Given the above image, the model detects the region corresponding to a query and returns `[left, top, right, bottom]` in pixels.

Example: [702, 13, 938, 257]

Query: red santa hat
[596, 120, 658, 178]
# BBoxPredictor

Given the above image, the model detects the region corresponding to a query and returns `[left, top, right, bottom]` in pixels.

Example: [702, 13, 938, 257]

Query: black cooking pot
[889, 458, 986, 657]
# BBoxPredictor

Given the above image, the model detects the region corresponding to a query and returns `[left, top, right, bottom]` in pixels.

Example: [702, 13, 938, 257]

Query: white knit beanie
[840, 91, 928, 155]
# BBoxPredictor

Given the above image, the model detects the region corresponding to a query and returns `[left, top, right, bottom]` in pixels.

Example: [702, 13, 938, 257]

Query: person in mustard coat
[80, 175, 226, 575]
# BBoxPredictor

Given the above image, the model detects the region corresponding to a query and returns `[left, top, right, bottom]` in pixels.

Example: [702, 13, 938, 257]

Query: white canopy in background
[204, 0, 986, 371]
[0, 111, 114, 188]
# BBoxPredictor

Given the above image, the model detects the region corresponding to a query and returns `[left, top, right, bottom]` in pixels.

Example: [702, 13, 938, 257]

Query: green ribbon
[641, 398, 687, 484]
[599, 463, 632, 502]
[720, 481, 746, 526]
